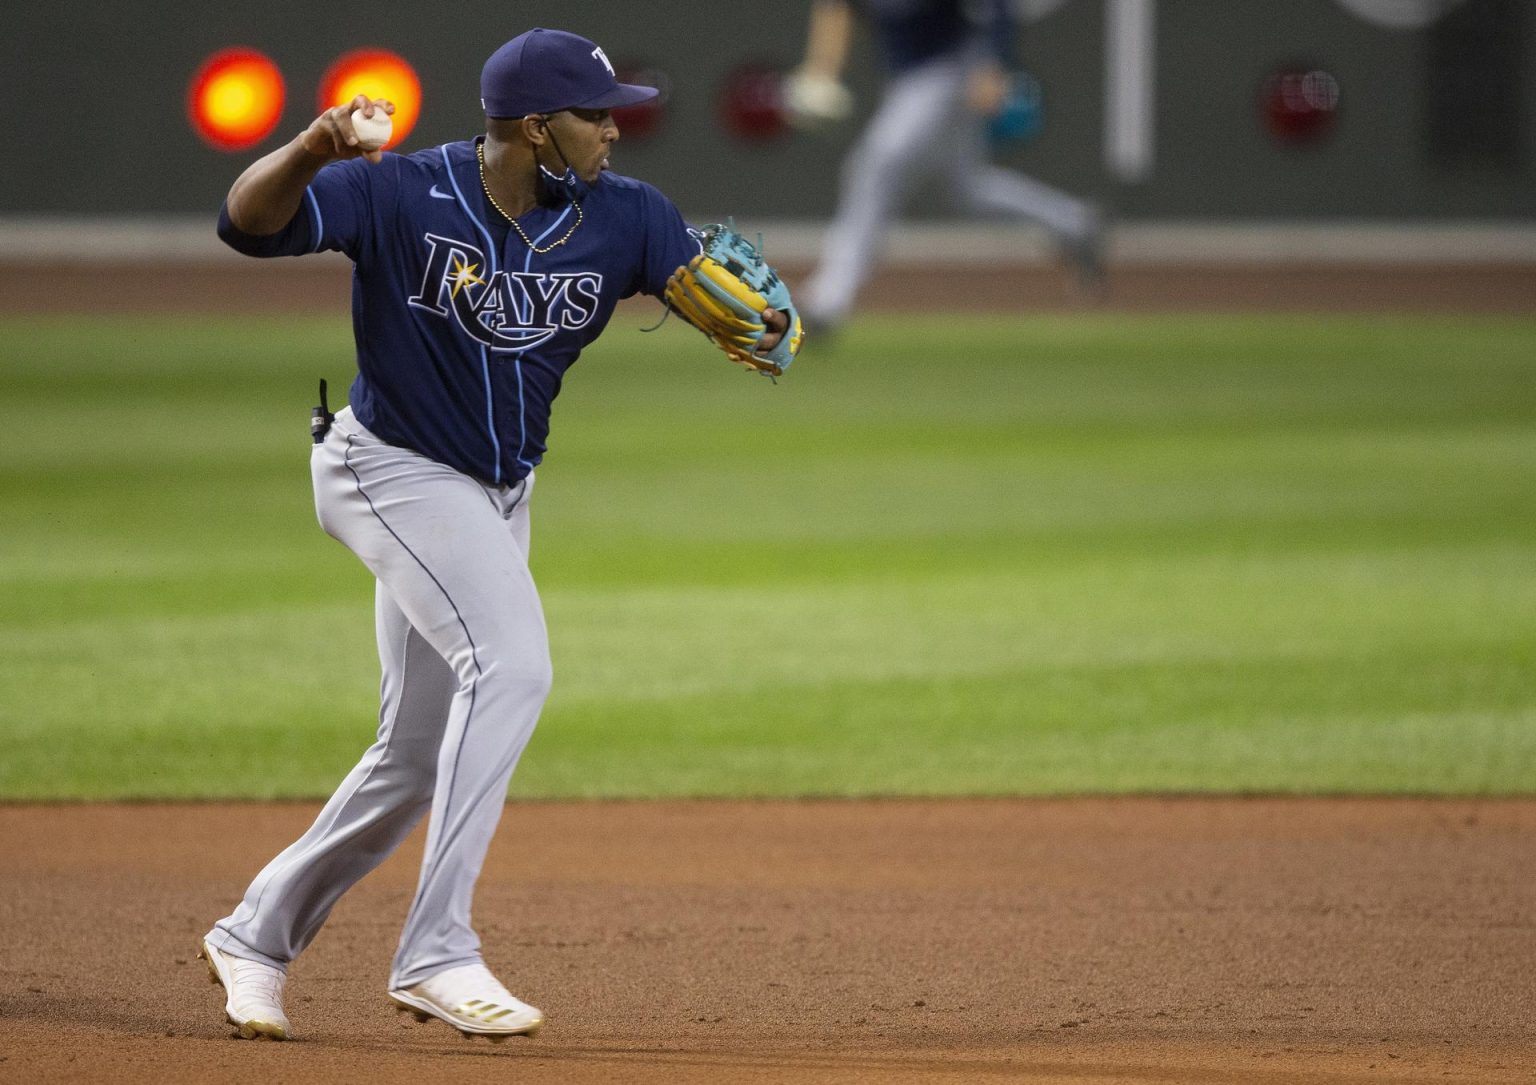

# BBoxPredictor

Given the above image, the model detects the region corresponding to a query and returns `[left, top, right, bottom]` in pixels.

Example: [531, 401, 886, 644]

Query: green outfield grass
[2, 310, 1533, 799]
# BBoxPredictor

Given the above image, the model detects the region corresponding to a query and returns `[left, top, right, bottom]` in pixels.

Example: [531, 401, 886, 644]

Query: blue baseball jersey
[218, 139, 702, 486]
[858, 0, 1013, 73]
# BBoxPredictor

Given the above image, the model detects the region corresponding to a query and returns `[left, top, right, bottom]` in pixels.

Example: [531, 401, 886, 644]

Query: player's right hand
[302, 95, 396, 164]
[783, 70, 853, 129]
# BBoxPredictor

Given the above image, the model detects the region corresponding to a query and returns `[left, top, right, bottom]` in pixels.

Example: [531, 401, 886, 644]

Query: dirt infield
[2, 799, 1532, 1084]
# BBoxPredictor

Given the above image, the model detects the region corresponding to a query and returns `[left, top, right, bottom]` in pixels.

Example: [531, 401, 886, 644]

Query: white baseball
[350, 107, 393, 151]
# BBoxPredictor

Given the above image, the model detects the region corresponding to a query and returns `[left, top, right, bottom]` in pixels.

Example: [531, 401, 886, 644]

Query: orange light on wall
[319, 49, 421, 149]
[188, 48, 286, 151]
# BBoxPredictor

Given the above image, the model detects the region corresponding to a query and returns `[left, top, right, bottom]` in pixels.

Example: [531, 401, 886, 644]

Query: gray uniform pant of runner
[804, 48, 1098, 324]
[204, 407, 551, 990]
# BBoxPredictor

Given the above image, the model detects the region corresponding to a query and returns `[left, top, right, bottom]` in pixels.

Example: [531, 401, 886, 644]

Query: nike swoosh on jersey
[429, 185, 455, 200]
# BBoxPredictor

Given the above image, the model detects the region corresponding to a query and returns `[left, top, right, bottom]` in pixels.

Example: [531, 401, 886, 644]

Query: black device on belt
[311, 378, 335, 444]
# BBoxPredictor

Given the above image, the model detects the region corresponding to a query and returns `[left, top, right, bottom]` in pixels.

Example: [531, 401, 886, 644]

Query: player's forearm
[802, 0, 854, 79]
[973, 0, 1017, 67]
[224, 135, 334, 236]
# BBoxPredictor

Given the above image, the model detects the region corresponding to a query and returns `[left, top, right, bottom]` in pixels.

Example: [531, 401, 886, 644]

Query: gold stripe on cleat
[235, 1019, 289, 1041]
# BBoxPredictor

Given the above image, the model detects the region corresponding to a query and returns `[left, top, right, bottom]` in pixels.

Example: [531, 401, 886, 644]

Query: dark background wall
[2, 0, 1530, 219]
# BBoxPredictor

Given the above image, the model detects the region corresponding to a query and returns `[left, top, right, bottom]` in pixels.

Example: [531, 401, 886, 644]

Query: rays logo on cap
[480, 28, 657, 118]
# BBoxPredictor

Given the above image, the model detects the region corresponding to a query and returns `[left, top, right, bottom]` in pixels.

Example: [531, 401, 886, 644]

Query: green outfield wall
[4, 0, 1530, 219]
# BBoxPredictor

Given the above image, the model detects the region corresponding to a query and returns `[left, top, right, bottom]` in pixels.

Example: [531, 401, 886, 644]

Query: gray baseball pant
[804, 49, 1098, 324]
[204, 406, 551, 990]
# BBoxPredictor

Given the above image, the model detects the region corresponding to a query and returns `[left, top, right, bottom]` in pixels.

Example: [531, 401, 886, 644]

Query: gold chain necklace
[477, 141, 583, 254]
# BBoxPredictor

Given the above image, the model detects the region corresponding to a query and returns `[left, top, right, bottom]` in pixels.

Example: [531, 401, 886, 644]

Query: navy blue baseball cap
[481, 28, 658, 118]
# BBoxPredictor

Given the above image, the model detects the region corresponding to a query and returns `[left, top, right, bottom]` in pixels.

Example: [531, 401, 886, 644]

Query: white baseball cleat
[389, 962, 543, 1042]
[199, 940, 293, 1040]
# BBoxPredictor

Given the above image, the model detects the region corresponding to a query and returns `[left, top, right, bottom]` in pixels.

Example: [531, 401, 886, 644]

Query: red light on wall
[1261, 64, 1341, 147]
[718, 64, 789, 142]
[188, 48, 285, 151]
[319, 49, 421, 149]
[611, 63, 670, 143]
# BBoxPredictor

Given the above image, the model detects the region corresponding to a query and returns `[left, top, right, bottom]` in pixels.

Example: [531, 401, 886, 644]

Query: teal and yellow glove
[664, 223, 804, 377]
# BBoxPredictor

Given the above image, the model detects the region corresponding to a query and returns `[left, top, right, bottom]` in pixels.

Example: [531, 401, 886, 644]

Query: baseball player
[198, 27, 797, 1043]
[785, 0, 1104, 331]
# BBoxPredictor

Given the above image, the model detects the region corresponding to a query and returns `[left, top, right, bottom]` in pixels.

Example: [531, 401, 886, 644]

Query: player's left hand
[663, 223, 804, 377]
[758, 308, 790, 354]
[966, 63, 1009, 117]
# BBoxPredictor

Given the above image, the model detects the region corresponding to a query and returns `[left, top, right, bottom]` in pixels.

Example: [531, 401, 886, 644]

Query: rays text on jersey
[408, 233, 603, 351]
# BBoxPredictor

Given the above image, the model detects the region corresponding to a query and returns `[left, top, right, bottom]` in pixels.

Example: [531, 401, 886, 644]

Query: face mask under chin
[537, 163, 588, 207]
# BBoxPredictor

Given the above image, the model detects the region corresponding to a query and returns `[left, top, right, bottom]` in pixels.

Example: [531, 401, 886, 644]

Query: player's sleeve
[970, 0, 1016, 66]
[216, 158, 383, 260]
[629, 182, 706, 299]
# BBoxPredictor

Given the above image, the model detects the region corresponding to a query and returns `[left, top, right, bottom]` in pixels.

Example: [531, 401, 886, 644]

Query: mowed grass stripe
[1, 312, 1533, 798]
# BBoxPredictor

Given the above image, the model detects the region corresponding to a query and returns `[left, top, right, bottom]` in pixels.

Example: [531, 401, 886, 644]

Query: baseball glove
[664, 222, 804, 377]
